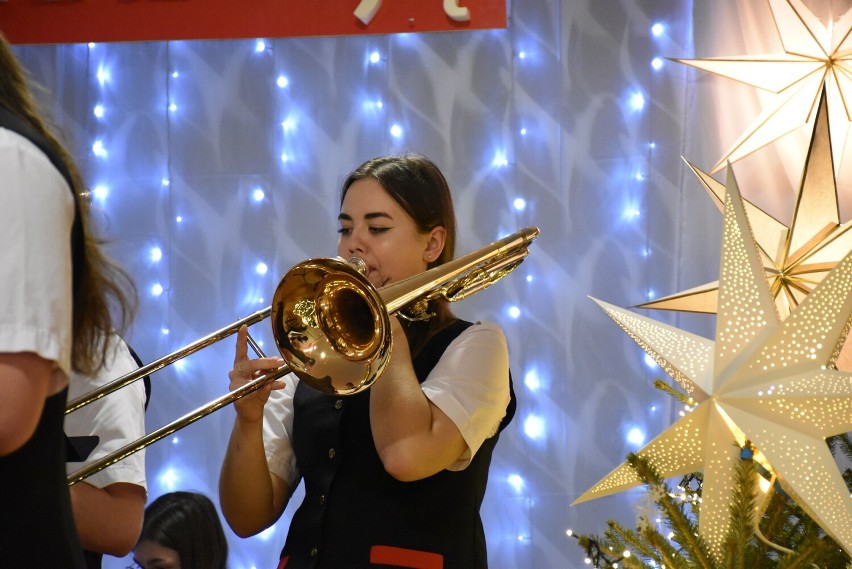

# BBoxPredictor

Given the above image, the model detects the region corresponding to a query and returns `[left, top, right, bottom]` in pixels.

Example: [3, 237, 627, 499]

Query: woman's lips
[367, 268, 381, 286]
[367, 268, 391, 288]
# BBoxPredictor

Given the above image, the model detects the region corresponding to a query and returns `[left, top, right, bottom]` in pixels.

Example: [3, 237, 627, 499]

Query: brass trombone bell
[272, 257, 391, 396]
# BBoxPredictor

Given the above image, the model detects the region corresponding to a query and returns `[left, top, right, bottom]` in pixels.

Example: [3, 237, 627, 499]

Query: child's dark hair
[139, 491, 228, 569]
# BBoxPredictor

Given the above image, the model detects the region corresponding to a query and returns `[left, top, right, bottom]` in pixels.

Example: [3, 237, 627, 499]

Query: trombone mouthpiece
[347, 256, 368, 276]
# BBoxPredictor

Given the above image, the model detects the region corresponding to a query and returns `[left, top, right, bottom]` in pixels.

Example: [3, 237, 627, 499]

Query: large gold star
[675, 0, 852, 173]
[574, 164, 852, 560]
[640, 89, 852, 342]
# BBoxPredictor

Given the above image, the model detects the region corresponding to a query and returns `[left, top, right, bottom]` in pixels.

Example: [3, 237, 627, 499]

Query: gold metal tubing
[67, 364, 290, 485]
[380, 226, 540, 311]
[65, 307, 272, 414]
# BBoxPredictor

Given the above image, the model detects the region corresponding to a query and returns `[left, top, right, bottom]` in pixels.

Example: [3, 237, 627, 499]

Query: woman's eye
[369, 226, 389, 234]
[337, 227, 352, 235]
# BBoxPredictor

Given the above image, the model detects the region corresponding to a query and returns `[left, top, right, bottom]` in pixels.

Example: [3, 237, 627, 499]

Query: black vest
[0, 108, 86, 568]
[281, 319, 515, 569]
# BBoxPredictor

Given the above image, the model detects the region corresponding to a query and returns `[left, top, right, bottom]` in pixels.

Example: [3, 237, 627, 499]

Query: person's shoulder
[0, 126, 70, 191]
[1, 125, 47, 159]
[457, 320, 506, 343]
[465, 319, 503, 332]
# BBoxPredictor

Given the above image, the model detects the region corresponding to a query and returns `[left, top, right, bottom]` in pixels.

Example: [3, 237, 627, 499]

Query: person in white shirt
[66, 333, 148, 567]
[0, 33, 136, 568]
[219, 154, 516, 569]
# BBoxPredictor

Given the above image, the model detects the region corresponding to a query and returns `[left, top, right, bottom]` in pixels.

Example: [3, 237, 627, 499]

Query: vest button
[310, 547, 318, 557]
[328, 448, 336, 459]
[319, 494, 326, 505]
[334, 399, 343, 410]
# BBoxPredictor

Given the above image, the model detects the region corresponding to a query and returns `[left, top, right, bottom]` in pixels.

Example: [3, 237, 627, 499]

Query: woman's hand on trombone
[229, 325, 286, 424]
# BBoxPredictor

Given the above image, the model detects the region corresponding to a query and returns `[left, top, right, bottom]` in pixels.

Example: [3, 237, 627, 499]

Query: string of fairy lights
[562, 17, 697, 567]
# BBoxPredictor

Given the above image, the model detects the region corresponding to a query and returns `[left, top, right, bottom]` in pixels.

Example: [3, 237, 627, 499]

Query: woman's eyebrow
[337, 212, 393, 221]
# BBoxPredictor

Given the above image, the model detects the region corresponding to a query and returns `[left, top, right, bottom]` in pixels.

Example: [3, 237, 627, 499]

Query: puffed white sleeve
[262, 374, 302, 488]
[421, 320, 511, 471]
[0, 128, 74, 376]
[65, 334, 147, 490]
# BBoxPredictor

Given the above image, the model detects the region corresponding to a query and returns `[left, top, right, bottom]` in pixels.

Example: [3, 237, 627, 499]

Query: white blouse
[262, 320, 511, 488]
[65, 334, 148, 491]
[0, 127, 74, 377]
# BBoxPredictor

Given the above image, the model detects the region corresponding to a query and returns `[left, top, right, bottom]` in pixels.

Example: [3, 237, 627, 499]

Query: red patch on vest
[369, 545, 444, 568]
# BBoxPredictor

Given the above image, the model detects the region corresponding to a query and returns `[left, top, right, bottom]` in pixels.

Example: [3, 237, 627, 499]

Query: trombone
[66, 226, 540, 485]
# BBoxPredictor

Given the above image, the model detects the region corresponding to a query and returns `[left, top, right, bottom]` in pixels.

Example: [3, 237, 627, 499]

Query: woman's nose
[348, 232, 367, 254]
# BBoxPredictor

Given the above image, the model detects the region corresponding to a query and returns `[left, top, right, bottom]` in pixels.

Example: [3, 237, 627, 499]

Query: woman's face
[132, 539, 180, 569]
[337, 177, 444, 289]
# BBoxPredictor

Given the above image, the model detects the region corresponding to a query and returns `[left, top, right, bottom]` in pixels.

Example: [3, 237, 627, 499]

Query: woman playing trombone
[219, 154, 516, 569]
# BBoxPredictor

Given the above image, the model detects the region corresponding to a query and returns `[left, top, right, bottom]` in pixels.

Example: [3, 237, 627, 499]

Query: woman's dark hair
[341, 154, 459, 356]
[139, 491, 228, 569]
[0, 34, 136, 376]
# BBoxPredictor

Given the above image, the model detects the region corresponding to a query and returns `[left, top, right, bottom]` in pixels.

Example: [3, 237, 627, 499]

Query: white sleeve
[420, 320, 511, 471]
[262, 373, 301, 488]
[65, 334, 147, 491]
[0, 128, 74, 376]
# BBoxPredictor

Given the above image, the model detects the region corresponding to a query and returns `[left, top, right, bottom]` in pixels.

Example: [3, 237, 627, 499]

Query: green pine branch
[626, 453, 715, 569]
[569, 451, 851, 568]
[599, 526, 647, 569]
[569, 379, 852, 568]
[605, 522, 662, 564]
[653, 378, 693, 406]
[642, 526, 692, 569]
[720, 456, 758, 568]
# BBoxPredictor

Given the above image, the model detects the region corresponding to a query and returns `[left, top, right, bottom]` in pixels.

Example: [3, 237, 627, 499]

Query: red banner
[0, 0, 507, 45]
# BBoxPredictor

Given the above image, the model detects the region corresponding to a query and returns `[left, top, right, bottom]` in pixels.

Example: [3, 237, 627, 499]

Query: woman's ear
[423, 226, 446, 263]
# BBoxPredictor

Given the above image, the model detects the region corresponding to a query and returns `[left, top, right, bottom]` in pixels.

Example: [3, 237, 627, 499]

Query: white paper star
[640, 89, 852, 319]
[640, 89, 852, 366]
[575, 164, 852, 560]
[675, 0, 852, 173]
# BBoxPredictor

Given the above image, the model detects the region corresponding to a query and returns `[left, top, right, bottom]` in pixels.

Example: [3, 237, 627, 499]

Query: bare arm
[220, 414, 290, 537]
[0, 353, 62, 456]
[369, 318, 467, 482]
[219, 325, 290, 537]
[70, 481, 146, 556]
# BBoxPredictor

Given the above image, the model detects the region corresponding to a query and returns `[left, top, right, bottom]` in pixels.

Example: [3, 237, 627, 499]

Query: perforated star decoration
[574, 164, 852, 560]
[675, 0, 852, 173]
[640, 89, 852, 336]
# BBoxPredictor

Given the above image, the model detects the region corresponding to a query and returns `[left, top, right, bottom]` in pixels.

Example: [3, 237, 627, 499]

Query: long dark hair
[341, 154, 458, 356]
[0, 34, 136, 375]
[139, 491, 229, 569]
